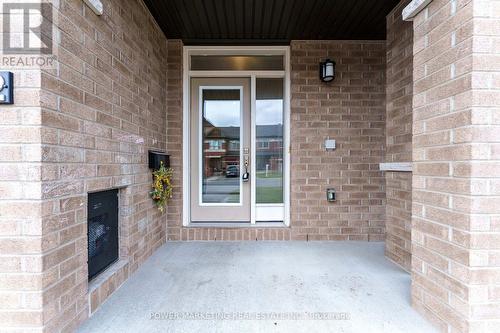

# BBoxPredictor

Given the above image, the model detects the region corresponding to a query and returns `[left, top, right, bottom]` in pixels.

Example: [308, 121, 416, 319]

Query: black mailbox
[148, 151, 170, 170]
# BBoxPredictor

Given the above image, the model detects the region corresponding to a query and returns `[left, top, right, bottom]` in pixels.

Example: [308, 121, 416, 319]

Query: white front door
[190, 77, 251, 222]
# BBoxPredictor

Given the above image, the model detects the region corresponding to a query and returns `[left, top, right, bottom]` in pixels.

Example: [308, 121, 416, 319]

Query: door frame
[182, 45, 291, 227]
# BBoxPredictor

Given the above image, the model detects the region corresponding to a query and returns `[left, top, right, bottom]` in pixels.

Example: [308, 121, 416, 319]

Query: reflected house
[256, 124, 283, 172]
[203, 119, 283, 177]
[203, 119, 240, 177]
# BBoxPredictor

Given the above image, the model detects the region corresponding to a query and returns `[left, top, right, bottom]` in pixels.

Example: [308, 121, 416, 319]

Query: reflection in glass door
[201, 89, 241, 204]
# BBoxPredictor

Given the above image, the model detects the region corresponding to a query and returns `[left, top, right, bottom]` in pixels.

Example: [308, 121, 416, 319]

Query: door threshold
[187, 221, 287, 228]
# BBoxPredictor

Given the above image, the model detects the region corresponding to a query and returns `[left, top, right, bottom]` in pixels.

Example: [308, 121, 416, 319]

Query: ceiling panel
[143, 0, 401, 45]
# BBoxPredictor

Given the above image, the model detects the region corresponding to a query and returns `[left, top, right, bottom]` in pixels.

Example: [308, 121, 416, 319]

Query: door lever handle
[242, 171, 249, 182]
[243, 152, 249, 182]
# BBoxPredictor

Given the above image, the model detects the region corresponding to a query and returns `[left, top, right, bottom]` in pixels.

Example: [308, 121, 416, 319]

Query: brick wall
[0, 0, 168, 331]
[385, 0, 413, 271]
[165, 40, 387, 240]
[289, 40, 386, 241]
[0, 68, 45, 328]
[409, 0, 500, 331]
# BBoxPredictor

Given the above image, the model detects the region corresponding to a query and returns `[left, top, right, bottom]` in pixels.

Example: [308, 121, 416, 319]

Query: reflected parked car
[225, 165, 239, 177]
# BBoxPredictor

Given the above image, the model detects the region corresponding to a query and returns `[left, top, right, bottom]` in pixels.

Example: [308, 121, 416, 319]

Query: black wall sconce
[327, 188, 336, 202]
[319, 59, 336, 83]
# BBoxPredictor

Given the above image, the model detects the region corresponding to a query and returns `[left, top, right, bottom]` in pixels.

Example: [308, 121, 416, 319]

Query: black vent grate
[88, 214, 109, 258]
[88, 190, 118, 280]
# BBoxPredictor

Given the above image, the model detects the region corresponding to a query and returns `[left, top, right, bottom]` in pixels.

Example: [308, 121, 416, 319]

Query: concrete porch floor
[78, 242, 437, 333]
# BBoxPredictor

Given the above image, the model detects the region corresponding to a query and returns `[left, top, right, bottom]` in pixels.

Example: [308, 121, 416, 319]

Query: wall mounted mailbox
[0, 72, 14, 104]
[148, 151, 170, 170]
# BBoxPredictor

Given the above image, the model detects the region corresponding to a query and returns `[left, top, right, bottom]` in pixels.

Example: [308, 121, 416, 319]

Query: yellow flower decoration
[150, 161, 173, 213]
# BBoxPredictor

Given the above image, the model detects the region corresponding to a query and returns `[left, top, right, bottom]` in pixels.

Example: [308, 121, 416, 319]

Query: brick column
[405, 0, 500, 331]
[385, 0, 414, 271]
[0, 68, 44, 330]
[165, 40, 184, 240]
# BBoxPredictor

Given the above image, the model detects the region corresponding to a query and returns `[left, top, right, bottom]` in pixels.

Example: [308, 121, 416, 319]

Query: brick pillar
[0, 69, 44, 330]
[385, 0, 414, 271]
[165, 40, 184, 240]
[405, 0, 500, 331]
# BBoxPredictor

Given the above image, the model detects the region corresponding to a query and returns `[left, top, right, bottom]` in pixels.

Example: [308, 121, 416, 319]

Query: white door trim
[250, 76, 256, 224]
[182, 45, 291, 227]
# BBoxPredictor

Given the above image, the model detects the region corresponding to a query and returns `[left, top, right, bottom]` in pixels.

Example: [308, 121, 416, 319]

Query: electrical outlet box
[0, 72, 14, 105]
[325, 139, 336, 151]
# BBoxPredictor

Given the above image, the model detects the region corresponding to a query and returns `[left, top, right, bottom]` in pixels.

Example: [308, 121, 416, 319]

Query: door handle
[242, 152, 249, 182]
[242, 171, 249, 182]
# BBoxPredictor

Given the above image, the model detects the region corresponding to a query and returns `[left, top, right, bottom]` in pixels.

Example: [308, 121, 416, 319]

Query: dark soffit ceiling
[144, 0, 402, 45]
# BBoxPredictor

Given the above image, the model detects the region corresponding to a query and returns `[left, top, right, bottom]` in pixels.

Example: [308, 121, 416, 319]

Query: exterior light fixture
[319, 59, 336, 82]
[327, 188, 336, 202]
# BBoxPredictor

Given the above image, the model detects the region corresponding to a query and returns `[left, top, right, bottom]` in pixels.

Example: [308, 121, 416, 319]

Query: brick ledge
[402, 0, 433, 20]
[379, 162, 412, 172]
[88, 259, 129, 315]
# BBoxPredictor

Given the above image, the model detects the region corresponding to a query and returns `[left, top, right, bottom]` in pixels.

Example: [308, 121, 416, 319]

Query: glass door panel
[201, 89, 241, 204]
